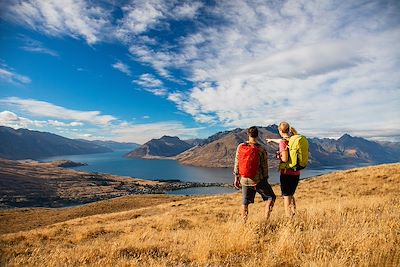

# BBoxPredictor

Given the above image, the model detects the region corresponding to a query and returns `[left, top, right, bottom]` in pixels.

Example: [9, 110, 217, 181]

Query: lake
[41, 150, 355, 195]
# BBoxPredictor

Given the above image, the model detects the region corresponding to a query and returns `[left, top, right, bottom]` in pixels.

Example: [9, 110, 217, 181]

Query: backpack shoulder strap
[246, 142, 259, 147]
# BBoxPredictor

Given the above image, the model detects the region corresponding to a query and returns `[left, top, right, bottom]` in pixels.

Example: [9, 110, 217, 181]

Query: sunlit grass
[1, 164, 399, 266]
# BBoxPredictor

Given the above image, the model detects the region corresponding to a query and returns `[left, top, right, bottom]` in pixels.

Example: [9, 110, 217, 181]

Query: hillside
[177, 126, 280, 168]
[0, 126, 111, 160]
[126, 135, 193, 158]
[1, 164, 399, 266]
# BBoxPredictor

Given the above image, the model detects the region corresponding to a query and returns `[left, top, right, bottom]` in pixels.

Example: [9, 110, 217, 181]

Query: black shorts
[280, 174, 300, 196]
[242, 179, 276, 205]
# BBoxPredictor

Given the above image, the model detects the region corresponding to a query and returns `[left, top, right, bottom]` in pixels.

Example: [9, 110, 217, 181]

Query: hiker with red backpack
[267, 122, 309, 218]
[233, 126, 276, 222]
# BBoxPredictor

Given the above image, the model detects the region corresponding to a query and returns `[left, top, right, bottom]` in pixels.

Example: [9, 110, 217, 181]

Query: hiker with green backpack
[266, 122, 309, 218]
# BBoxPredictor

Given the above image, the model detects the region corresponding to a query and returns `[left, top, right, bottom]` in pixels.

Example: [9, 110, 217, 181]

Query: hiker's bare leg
[242, 204, 248, 222]
[264, 199, 274, 219]
[283, 196, 291, 218]
[290, 196, 296, 216]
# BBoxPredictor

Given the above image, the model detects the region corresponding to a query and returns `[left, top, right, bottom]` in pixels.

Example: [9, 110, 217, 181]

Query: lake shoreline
[0, 158, 233, 210]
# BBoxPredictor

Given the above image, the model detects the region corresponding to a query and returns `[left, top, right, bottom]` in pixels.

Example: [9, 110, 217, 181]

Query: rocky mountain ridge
[125, 135, 193, 158]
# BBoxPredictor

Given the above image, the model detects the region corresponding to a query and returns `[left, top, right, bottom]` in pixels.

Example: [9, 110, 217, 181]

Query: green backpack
[279, 135, 309, 171]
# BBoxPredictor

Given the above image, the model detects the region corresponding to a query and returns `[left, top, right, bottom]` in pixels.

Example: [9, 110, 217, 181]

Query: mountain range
[1, 125, 399, 168]
[0, 126, 137, 160]
[127, 125, 400, 168]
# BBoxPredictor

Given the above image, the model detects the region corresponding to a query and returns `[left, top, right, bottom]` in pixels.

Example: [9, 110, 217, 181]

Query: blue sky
[0, 0, 399, 144]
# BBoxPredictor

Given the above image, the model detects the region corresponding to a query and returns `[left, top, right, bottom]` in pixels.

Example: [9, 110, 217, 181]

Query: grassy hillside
[1, 164, 399, 266]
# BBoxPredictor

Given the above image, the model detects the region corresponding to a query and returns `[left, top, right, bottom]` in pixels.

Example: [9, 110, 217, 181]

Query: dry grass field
[1, 163, 399, 266]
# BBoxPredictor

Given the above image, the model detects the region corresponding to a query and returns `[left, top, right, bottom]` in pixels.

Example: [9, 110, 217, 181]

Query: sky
[0, 0, 399, 144]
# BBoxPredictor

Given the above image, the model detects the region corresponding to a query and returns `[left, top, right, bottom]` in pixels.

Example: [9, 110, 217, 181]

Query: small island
[43, 160, 88, 168]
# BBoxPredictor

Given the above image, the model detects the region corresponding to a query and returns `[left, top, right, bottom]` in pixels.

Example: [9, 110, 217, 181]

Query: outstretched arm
[266, 138, 282, 144]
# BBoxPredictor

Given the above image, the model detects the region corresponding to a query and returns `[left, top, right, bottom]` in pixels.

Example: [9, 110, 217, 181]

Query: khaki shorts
[242, 179, 276, 205]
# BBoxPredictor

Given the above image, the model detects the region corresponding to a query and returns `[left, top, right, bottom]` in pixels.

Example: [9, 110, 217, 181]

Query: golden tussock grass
[1, 163, 399, 266]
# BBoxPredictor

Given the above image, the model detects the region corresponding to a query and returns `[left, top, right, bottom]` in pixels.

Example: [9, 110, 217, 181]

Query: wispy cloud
[117, 1, 204, 78]
[134, 73, 167, 96]
[19, 36, 59, 57]
[172, 2, 203, 19]
[47, 120, 84, 127]
[0, 64, 31, 85]
[128, 44, 174, 79]
[0, 97, 116, 126]
[4, 0, 111, 44]
[135, 73, 162, 87]
[116, 0, 203, 41]
[0, 110, 84, 129]
[144, 88, 168, 96]
[116, 0, 167, 39]
[112, 61, 132, 76]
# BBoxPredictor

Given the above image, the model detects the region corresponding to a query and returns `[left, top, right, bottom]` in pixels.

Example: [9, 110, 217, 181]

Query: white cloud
[19, 36, 59, 57]
[160, 0, 400, 140]
[5, 0, 110, 44]
[0, 110, 85, 130]
[135, 73, 163, 87]
[21, 45, 58, 57]
[116, 0, 166, 39]
[144, 88, 168, 96]
[48, 120, 84, 127]
[0, 110, 45, 128]
[116, 0, 202, 41]
[172, 2, 203, 19]
[1, 97, 116, 126]
[0, 110, 84, 129]
[128, 44, 175, 78]
[134, 73, 168, 96]
[0, 65, 31, 85]
[112, 61, 132, 76]
[117, 1, 203, 79]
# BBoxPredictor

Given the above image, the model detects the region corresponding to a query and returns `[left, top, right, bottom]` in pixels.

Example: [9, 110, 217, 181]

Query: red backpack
[238, 143, 260, 179]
